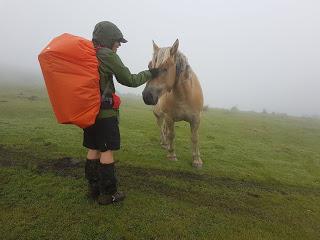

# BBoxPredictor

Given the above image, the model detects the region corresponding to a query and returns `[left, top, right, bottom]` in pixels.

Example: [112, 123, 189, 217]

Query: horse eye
[161, 68, 168, 74]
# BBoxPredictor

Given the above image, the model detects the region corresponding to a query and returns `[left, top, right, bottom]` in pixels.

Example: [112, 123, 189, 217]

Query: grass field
[0, 84, 319, 240]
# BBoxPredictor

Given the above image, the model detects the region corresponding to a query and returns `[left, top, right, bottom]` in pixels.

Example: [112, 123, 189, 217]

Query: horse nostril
[146, 93, 154, 105]
[143, 90, 151, 104]
[147, 93, 153, 104]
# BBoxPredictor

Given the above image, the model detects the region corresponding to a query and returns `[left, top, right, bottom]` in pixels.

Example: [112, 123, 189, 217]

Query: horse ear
[153, 40, 160, 52]
[170, 39, 179, 56]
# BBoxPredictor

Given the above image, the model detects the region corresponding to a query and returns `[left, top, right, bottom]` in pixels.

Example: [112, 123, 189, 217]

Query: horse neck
[171, 65, 192, 97]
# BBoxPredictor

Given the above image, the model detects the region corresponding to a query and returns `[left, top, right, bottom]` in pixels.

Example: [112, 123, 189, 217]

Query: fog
[1, 0, 319, 116]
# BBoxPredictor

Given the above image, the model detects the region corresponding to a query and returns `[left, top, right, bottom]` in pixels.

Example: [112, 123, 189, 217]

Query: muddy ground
[1, 143, 319, 212]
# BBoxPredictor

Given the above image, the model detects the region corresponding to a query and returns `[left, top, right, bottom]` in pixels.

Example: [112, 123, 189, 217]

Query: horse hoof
[168, 157, 178, 161]
[192, 161, 203, 168]
[167, 154, 178, 161]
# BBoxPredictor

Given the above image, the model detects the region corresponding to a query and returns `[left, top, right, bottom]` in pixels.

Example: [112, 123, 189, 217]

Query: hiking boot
[97, 194, 113, 205]
[85, 159, 100, 200]
[97, 162, 125, 205]
[87, 182, 100, 200]
[97, 191, 126, 205]
[98, 162, 117, 194]
[111, 191, 126, 203]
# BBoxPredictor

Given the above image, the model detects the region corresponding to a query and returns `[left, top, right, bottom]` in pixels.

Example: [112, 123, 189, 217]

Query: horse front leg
[190, 117, 202, 168]
[153, 108, 168, 149]
[165, 119, 177, 161]
[157, 116, 168, 149]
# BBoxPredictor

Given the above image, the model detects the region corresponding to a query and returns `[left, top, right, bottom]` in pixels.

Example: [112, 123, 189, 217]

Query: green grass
[0, 85, 320, 239]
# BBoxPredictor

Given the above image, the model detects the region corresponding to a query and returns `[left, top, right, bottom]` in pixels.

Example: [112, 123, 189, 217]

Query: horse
[142, 39, 204, 168]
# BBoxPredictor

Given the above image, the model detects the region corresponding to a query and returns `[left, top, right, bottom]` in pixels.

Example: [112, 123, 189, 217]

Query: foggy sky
[1, 0, 319, 116]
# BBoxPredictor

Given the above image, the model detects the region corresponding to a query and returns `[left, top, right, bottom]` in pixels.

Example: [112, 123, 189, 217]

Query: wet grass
[0, 85, 320, 239]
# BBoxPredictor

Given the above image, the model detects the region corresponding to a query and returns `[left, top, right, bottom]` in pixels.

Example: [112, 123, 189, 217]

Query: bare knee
[100, 151, 114, 164]
[87, 149, 101, 159]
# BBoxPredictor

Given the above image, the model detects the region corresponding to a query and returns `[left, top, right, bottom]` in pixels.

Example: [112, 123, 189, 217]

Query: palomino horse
[142, 39, 204, 168]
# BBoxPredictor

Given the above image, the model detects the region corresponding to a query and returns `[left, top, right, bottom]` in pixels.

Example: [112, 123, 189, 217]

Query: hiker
[83, 21, 161, 205]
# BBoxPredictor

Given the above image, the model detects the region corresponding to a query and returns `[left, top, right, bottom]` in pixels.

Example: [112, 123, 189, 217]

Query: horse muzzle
[142, 88, 159, 105]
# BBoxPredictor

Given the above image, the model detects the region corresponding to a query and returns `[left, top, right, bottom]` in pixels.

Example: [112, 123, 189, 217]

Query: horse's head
[142, 39, 179, 105]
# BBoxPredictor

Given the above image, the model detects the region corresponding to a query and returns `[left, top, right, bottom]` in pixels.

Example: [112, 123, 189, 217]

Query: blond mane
[152, 48, 191, 78]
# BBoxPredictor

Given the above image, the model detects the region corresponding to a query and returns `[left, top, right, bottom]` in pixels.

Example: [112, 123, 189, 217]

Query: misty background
[0, 0, 319, 117]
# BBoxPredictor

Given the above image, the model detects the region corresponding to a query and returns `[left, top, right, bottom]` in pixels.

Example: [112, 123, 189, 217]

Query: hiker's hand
[149, 68, 161, 78]
[150, 68, 167, 78]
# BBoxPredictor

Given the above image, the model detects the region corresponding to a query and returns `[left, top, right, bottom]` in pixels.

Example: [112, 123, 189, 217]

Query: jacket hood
[92, 21, 127, 49]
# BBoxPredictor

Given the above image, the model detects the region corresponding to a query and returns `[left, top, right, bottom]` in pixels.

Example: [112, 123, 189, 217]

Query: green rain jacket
[92, 21, 152, 118]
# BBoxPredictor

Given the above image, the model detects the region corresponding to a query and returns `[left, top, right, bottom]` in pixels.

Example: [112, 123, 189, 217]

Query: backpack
[38, 33, 100, 128]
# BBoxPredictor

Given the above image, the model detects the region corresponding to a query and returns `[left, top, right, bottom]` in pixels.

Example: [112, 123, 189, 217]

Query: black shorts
[83, 117, 120, 152]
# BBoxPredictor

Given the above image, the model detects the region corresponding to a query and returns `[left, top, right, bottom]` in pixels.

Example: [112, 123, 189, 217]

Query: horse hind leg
[190, 117, 202, 168]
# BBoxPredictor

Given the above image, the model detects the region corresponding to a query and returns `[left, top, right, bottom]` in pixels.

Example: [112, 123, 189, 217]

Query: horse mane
[153, 48, 191, 79]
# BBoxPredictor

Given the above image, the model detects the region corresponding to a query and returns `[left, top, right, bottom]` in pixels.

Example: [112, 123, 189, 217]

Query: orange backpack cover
[38, 33, 100, 128]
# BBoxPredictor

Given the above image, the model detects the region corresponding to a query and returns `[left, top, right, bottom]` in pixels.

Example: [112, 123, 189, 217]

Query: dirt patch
[118, 164, 320, 197]
[40, 157, 82, 169]
[36, 157, 84, 178]
[0, 145, 83, 178]
[0, 144, 33, 167]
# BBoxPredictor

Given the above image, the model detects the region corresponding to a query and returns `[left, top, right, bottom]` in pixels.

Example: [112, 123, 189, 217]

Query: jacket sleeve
[98, 49, 152, 87]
